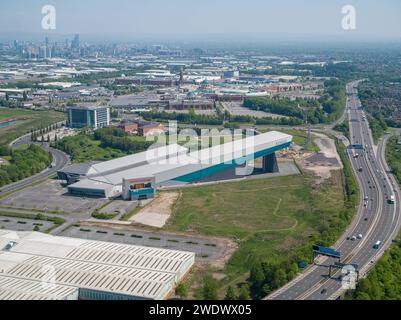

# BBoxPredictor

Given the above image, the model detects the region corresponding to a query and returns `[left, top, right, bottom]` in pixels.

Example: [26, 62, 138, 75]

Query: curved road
[0, 134, 70, 195]
[267, 81, 401, 300]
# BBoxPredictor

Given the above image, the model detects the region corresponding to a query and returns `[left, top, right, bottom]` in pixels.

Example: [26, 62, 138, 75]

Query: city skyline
[0, 0, 401, 41]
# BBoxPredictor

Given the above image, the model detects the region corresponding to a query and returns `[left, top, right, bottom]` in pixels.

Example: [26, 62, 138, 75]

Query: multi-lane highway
[267, 82, 401, 300]
[0, 134, 70, 195]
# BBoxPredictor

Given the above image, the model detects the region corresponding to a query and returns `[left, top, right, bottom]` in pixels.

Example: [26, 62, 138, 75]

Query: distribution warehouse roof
[0, 275, 78, 300]
[59, 144, 188, 179]
[0, 230, 195, 300]
[66, 131, 292, 190]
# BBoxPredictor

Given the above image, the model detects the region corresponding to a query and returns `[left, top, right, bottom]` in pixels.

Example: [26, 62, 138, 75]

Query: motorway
[267, 82, 401, 300]
[0, 133, 70, 195]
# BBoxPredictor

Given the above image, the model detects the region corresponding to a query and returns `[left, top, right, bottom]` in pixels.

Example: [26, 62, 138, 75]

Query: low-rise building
[0, 230, 195, 300]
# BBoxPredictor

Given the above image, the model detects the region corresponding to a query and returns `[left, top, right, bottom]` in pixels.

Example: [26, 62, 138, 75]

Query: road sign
[313, 245, 342, 259]
[348, 144, 364, 150]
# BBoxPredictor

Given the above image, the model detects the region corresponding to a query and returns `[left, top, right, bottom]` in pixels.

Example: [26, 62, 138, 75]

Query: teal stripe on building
[174, 141, 291, 183]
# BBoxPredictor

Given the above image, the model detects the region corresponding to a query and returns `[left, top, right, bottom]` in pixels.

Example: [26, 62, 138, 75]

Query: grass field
[0, 107, 65, 145]
[280, 129, 320, 152]
[166, 171, 346, 298]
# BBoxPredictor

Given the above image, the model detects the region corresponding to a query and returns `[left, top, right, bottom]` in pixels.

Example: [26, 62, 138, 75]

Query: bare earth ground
[299, 132, 343, 183]
[129, 192, 180, 228]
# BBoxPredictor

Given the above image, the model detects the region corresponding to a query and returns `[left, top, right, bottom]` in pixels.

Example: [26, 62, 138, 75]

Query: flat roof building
[0, 230, 195, 300]
[67, 105, 110, 129]
[59, 131, 293, 200]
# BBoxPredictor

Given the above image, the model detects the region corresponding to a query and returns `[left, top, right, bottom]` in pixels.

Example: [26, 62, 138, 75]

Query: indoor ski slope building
[57, 131, 293, 200]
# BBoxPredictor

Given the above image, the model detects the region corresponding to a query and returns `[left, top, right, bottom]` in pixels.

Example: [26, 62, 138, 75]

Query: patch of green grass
[121, 206, 141, 221]
[0, 107, 65, 145]
[281, 129, 320, 153]
[91, 210, 118, 220]
[167, 170, 350, 297]
[55, 134, 128, 163]
[13, 144, 29, 151]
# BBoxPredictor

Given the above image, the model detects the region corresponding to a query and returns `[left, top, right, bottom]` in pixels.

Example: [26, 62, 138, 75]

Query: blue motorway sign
[313, 245, 342, 259]
[348, 144, 364, 150]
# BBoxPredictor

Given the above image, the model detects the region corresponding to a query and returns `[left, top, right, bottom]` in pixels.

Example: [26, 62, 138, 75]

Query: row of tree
[30, 123, 61, 142]
[141, 110, 303, 127]
[93, 127, 153, 153]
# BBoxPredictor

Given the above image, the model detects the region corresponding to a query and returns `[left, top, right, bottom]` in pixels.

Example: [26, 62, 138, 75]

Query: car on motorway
[357, 234, 363, 239]
[350, 236, 357, 241]
[321, 289, 328, 295]
[373, 241, 382, 249]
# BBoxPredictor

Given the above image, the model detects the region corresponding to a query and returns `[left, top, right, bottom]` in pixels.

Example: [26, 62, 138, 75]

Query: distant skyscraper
[72, 34, 80, 49]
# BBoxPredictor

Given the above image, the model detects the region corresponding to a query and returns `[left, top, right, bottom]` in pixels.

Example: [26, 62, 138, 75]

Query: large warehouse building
[0, 230, 195, 300]
[58, 131, 293, 200]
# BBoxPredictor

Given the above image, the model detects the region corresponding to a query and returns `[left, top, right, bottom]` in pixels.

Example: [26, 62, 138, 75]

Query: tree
[238, 284, 251, 300]
[175, 283, 188, 299]
[250, 263, 265, 288]
[224, 286, 237, 300]
[0, 145, 12, 157]
[202, 276, 218, 300]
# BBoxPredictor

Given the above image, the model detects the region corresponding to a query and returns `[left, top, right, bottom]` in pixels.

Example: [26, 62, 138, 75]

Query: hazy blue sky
[0, 0, 400, 39]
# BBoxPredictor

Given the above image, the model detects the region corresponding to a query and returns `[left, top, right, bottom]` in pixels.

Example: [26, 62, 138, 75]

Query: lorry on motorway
[373, 241, 382, 249]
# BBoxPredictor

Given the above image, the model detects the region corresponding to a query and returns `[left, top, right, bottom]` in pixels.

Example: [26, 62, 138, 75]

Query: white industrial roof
[0, 275, 78, 300]
[0, 230, 195, 300]
[89, 144, 188, 177]
[86, 131, 292, 185]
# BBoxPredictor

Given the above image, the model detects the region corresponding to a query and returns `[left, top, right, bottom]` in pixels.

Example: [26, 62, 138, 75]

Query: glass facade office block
[70, 109, 89, 128]
[96, 108, 109, 128]
[67, 107, 110, 129]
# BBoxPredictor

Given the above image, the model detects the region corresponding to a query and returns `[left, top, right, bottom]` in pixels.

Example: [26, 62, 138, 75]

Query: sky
[0, 0, 401, 41]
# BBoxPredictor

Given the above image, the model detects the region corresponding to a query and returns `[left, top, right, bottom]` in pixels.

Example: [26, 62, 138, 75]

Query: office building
[67, 105, 110, 129]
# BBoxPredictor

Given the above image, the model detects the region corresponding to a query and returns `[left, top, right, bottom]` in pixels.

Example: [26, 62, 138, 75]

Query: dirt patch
[299, 132, 343, 184]
[129, 192, 180, 228]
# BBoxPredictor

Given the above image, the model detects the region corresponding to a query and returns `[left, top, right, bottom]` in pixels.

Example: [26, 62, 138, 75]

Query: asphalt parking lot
[61, 225, 225, 262]
[0, 216, 54, 233]
[0, 180, 108, 215]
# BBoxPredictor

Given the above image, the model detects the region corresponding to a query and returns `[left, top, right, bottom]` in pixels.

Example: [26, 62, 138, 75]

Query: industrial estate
[0, 1, 401, 307]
